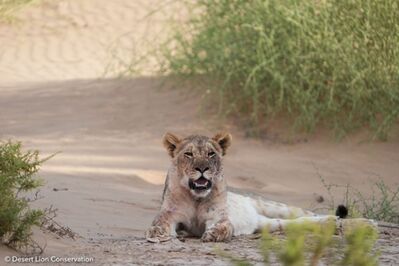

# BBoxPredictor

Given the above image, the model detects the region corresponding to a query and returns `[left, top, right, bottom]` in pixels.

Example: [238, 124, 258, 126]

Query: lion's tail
[252, 197, 349, 220]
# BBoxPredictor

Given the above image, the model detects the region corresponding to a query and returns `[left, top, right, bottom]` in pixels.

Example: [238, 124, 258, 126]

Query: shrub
[0, 141, 45, 252]
[273, 221, 336, 266]
[222, 222, 378, 266]
[341, 225, 378, 266]
[318, 174, 399, 224]
[161, 0, 399, 139]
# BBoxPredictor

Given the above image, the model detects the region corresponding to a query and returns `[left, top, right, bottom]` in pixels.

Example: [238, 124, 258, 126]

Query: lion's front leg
[202, 218, 234, 242]
[145, 211, 175, 242]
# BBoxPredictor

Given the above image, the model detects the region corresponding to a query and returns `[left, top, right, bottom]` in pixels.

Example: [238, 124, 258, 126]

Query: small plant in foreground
[0, 141, 46, 253]
[341, 225, 378, 266]
[264, 221, 336, 266]
[222, 222, 378, 266]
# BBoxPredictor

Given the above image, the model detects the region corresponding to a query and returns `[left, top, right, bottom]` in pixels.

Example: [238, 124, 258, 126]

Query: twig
[377, 222, 399, 230]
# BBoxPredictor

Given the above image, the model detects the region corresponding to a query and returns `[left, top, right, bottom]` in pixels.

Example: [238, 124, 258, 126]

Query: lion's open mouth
[189, 176, 212, 191]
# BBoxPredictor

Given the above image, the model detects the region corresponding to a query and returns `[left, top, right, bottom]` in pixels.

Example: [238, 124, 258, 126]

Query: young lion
[146, 132, 375, 242]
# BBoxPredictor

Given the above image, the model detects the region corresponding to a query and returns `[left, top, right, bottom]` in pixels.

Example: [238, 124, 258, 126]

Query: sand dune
[1, 1, 398, 265]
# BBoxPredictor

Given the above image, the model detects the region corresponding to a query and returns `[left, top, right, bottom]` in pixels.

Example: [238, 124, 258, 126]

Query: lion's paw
[145, 225, 171, 243]
[201, 230, 219, 242]
[201, 228, 232, 242]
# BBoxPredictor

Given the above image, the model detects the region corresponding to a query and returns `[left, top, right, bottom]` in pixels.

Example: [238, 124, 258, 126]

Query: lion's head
[163, 132, 232, 198]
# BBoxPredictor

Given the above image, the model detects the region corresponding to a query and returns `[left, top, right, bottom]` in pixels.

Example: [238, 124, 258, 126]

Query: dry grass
[0, 0, 37, 22]
[159, 0, 399, 140]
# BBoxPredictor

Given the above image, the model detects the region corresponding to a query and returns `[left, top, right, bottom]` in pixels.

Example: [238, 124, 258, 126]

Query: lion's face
[163, 132, 232, 198]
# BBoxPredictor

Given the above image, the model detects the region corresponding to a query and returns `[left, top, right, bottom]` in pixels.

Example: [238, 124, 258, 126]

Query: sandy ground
[1, 1, 399, 265]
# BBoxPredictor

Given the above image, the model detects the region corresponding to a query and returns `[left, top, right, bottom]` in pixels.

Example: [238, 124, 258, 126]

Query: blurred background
[0, 0, 398, 263]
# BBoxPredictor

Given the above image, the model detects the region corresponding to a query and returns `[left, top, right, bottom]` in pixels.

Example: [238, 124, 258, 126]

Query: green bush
[161, 0, 399, 139]
[0, 141, 45, 251]
[341, 225, 378, 266]
[357, 180, 399, 224]
[222, 222, 378, 266]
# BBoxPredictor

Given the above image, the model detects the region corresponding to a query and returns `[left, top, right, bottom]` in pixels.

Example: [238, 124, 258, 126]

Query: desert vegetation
[0, 0, 37, 22]
[0, 141, 51, 253]
[1, 0, 398, 264]
[318, 175, 399, 224]
[223, 221, 378, 266]
[0, 142, 44, 250]
[159, 0, 399, 140]
[215, 172, 398, 266]
[220, 173, 399, 265]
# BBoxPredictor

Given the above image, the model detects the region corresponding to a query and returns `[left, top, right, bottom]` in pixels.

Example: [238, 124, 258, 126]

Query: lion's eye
[208, 151, 216, 158]
[184, 152, 193, 158]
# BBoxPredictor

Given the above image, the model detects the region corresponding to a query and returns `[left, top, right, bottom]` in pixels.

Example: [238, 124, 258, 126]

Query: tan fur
[146, 132, 233, 242]
[146, 132, 377, 243]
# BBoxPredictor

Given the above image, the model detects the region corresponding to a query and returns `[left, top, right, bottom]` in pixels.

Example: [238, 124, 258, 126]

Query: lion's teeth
[195, 181, 208, 187]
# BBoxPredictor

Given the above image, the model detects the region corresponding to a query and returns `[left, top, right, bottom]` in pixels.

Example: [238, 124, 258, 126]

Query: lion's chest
[179, 204, 218, 237]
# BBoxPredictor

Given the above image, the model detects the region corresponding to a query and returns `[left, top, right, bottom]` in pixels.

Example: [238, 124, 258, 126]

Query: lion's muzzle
[189, 176, 212, 191]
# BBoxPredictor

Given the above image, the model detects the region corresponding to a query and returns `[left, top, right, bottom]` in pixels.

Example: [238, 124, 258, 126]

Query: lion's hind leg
[257, 215, 378, 235]
[257, 215, 338, 233]
[252, 197, 316, 219]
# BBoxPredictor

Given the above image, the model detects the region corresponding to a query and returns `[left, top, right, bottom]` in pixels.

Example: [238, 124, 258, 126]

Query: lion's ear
[163, 132, 181, 158]
[213, 132, 232, 156]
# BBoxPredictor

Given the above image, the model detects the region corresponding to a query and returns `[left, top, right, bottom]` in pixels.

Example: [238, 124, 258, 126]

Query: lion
[145, 132, 376, 242]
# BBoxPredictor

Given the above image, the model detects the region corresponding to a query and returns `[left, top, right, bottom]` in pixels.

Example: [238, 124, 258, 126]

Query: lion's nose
[195, 167, 209, 174]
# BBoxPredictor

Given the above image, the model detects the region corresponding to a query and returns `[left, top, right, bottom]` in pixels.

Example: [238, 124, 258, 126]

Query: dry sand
[0, 1, 398, 265]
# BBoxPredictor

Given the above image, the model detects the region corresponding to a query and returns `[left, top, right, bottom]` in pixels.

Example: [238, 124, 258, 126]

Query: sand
[0, 0, 398, 265]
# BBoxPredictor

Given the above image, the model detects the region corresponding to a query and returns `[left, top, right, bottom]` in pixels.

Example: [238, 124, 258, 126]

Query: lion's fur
[146, 132, 377, 242]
